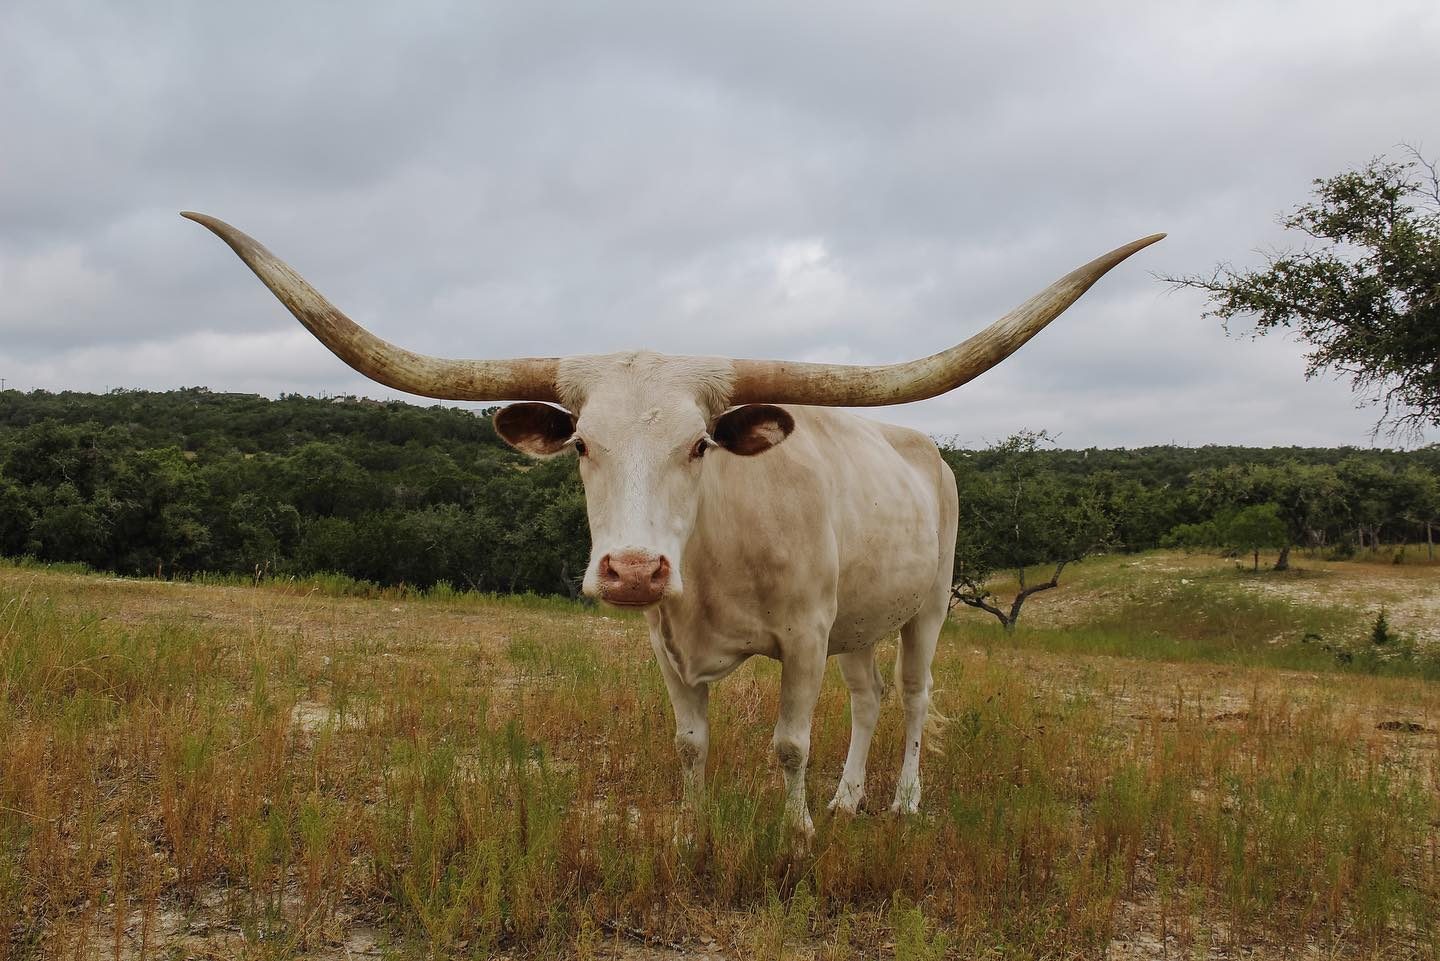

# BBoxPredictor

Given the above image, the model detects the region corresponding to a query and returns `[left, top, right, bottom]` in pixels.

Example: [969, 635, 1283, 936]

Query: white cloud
[0, 0, 1435, 447]
[3, 329, 338, 395]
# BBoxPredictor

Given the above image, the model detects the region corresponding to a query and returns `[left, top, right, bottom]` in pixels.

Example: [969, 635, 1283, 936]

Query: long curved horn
[182, 212, 560, 402]
[729, 233, 1165, 406]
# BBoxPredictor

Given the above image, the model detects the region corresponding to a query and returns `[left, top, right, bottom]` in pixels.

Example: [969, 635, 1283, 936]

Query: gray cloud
[2, 0, 1436, 446]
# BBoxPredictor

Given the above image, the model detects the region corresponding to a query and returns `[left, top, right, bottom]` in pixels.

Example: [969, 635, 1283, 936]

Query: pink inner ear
[756, 421, 786, 445]
[494, 402, 576, 455]
[715, 404, 794, 456]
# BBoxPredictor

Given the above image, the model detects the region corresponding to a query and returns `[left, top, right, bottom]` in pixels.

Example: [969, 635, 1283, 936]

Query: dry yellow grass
[2, 556, 1438, 959]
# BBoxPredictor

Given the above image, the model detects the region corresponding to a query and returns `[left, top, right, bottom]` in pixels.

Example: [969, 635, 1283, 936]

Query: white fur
[559, 352, 734, 598]
[546, 351, 958, 832]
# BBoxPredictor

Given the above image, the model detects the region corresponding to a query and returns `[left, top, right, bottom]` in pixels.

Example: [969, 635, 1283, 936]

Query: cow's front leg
[649, 632, 710, 814]
[773, 645, 826, 843]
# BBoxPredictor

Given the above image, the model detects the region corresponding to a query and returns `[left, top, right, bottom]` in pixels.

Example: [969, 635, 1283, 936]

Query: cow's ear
[713, 404, 794, 456]
[493, 402, 577, 457]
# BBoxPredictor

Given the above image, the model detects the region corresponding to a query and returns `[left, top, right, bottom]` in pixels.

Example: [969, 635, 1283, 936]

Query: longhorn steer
[184, 212, 1162, 836]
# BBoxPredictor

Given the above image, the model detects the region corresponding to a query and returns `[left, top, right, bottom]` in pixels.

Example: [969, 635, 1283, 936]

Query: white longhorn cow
[184, 212, 1162, 836]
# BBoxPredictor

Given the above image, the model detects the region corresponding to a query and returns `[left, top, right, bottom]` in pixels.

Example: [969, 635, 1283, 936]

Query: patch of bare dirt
[75, 883, 388, 961]
[1010, 550, 1440, 644]
[1199, 553, 1438, 645]
[1107, 875, 1371, 960]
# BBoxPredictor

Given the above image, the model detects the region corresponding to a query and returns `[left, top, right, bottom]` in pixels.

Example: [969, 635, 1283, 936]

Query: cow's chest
[648, 599, 796, 687]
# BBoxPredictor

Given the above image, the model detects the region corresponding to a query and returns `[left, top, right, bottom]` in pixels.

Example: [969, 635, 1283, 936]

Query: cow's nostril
[597, 551, 670, 603]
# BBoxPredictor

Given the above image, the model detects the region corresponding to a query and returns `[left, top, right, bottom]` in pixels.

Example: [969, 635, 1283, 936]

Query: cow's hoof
[785, 812, 816, 855]
[888, 790, 920, 816]
[672, 803, 706, 848]
[827, 784, 864, 815]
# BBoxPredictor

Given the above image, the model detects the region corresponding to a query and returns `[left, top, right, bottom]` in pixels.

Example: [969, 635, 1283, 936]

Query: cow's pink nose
[597, 551, 670, 606]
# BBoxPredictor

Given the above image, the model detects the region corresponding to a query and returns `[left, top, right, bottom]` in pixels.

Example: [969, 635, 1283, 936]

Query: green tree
[1335, 455, 1423, 553]
[1168, 149, 1440, 436]
[30, 483, 109, 566]
[224, 493, 300, 576]
[1085, 469, 1179, 551]
[1160, 518, 1222, 550]
[1249, 463, 1347, 569]
[107, 448, 212, 574]
[1398, 466, 1439, 560]
[278, 442, 378, 517]
[0, 476, 34, 556]
[1223, 503, 1288, 571]
[949, 432, 1113, 632]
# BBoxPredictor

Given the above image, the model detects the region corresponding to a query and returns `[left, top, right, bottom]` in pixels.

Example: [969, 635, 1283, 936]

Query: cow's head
[491, 353, 793, 604]
[182, 211, 1163, 609]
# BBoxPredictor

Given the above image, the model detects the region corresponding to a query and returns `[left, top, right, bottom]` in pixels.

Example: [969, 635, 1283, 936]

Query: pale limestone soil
[1106, 882, 1392, 961]
[979, 550, 1440, 645]
[1235, 560, 1440, 645]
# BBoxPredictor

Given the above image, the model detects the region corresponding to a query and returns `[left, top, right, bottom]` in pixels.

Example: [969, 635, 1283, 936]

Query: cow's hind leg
[892, 597, 946, 814]
[827, 649, 883, 814]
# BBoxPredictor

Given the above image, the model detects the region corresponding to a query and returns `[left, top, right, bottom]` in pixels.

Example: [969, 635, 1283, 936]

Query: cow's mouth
[599, 593, 665, 610]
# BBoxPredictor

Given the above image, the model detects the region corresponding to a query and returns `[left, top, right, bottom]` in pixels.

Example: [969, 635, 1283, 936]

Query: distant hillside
[1, 389, 1435, 592]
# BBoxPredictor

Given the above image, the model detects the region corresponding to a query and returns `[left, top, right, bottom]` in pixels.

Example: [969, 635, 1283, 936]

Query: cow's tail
[924, 703, 950, 754]
[877, 650, 892, 700]
[890, 639, 949, 753]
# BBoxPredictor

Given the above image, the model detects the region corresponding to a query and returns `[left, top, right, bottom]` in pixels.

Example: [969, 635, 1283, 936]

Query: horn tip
[180, 211, 222, 230]
[1107, 232, 1166, 262]
[180, 212, 254, 253]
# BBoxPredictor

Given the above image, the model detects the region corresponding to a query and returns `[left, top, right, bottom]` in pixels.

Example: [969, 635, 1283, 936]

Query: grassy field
[2, 551, 1438, 959]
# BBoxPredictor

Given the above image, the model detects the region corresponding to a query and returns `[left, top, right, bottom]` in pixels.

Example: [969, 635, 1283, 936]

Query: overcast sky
[2, 1, 1436, 448]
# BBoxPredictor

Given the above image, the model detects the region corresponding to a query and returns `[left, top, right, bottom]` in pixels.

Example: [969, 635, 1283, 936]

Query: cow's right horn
[727, 233, 1165, 407]
[182, 212, 561, 403]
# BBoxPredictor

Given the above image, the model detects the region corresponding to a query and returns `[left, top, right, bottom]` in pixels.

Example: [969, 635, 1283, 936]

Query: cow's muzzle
[597, 550, 671, 607]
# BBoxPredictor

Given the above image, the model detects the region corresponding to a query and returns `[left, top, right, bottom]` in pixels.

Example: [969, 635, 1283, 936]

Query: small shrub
[1370, 609, 1395, 647]
[427, 579, 460, 602]
[1321, 611, 1427, 675]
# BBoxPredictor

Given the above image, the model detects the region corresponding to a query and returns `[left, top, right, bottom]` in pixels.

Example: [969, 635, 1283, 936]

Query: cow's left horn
[182, 212, 561, 402]
[728, 233, 1165, 407]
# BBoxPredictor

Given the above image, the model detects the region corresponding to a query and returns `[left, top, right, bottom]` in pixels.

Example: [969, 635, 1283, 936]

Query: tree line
[945, 430, 1438, 630]
[0, 389, 586, 595]
[1, 389, 1436, 599]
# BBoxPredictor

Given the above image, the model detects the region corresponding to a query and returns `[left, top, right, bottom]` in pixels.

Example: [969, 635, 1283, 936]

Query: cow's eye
[690, 437, 710, 460]
[573, 438, 588, 457]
